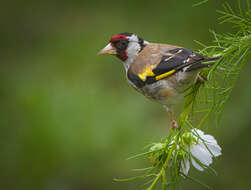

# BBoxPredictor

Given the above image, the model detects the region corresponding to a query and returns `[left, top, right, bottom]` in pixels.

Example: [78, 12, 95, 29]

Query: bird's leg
[169, 110, 179, 129]
[197, 74, 207, 83]
[163, 105, 179, 129]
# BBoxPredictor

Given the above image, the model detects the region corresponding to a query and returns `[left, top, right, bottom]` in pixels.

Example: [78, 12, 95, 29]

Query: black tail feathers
[186, 56, 221, 72]
[203, 56, 222, 62]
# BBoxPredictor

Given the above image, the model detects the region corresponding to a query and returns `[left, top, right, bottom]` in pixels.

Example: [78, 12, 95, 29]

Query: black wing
[148, 48, 219, 82]
[154, 48, 207, 74]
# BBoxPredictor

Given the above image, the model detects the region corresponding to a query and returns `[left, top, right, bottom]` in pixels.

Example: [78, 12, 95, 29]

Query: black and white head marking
[123, 33, 148, 70]
[108, 32, 148, 70]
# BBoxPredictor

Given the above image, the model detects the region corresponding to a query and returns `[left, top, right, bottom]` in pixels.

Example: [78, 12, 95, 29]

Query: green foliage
[194, 0, 251, 126]
[118, 1, 251, 189]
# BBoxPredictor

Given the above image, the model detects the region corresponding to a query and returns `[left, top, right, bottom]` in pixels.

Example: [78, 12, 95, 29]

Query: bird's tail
[203, 56, 222, 62]
[186, 56, 221, 72]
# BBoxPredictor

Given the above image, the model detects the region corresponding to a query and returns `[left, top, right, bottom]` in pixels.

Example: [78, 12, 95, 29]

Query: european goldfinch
[98, 32, 220, 128]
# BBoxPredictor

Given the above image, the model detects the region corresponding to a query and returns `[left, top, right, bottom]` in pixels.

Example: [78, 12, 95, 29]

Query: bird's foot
[170, 120, 179, 129]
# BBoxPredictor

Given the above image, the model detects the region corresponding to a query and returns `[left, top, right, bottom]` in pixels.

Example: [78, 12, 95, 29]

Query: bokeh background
[1, 0, 251, 189]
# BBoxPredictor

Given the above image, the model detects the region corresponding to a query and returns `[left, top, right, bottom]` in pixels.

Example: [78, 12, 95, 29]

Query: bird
[98, 32, 220, 129]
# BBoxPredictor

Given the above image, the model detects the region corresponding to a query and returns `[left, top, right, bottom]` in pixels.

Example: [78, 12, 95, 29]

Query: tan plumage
[129, 43, 179, 75]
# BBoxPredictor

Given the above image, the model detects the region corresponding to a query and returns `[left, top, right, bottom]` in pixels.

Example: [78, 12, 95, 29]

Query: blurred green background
[1, 0, 251, 189]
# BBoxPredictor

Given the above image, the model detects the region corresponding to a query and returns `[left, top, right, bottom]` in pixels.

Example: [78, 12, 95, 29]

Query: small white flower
[181, 129, 222, 175]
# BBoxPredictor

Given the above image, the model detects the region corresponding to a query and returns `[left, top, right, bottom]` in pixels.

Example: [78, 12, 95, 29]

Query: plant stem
[148, 144, 176, 190]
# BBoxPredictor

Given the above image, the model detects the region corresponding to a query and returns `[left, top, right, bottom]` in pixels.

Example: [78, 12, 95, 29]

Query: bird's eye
[115, 40, 128, 51]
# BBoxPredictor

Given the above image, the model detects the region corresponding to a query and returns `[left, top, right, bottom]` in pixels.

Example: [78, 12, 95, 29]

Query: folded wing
[127, 43, 219, 88]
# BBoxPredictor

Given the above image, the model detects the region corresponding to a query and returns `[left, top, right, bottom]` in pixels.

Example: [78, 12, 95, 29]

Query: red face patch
[117, 51, 128, 61]
[110, 34, 128, 43]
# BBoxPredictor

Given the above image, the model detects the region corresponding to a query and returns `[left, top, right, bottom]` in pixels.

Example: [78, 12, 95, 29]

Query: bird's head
[98, 32, 148, 67]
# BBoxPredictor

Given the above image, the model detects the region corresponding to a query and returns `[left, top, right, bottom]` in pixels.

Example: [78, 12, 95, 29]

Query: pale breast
[141, 75, 178, 105]
[140, 71, 198, 105]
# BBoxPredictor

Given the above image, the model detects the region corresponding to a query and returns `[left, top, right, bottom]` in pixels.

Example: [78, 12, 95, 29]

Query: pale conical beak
[97, 43, 116, 55]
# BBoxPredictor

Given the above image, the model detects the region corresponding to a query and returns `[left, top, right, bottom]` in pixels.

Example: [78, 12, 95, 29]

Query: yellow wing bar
[155, 70, 175, 81]
[138, 66, 155, 81]
[137, 65, 176, 82]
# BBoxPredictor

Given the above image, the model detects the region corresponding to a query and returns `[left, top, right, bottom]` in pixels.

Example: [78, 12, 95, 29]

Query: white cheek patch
[127, 42, 141, 56]
[123, 34, 148, 71]
[127, 35, 141, 55]
[128, 34, 139, 42]
[125, 35, 141, 65]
